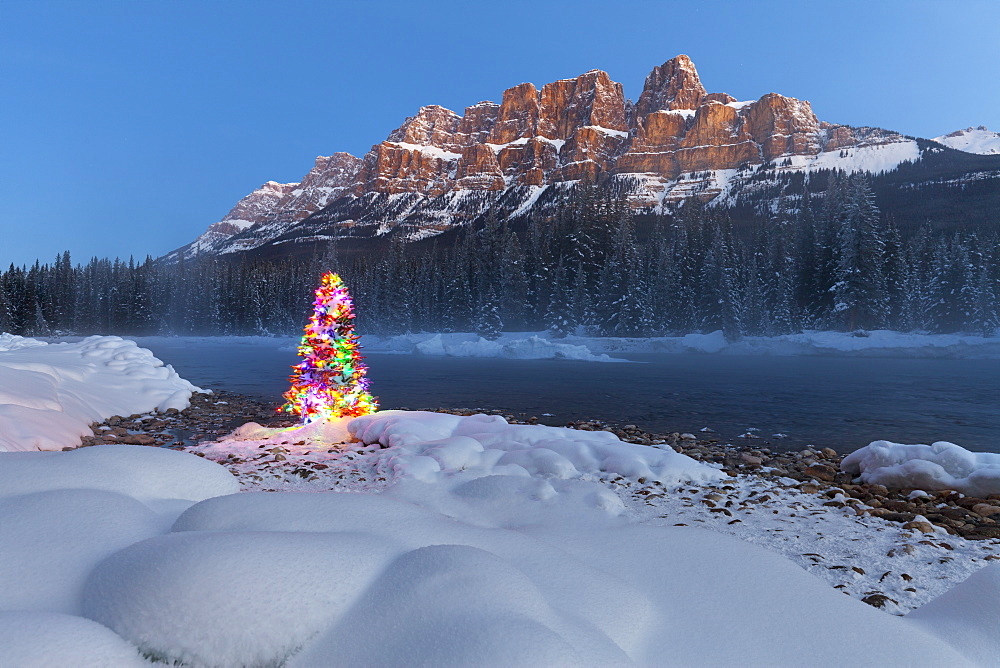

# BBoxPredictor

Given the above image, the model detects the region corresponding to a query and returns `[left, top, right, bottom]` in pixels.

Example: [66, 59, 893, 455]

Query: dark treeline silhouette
[2, 173, 998, 340]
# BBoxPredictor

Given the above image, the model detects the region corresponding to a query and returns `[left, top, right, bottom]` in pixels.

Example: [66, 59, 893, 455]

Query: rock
[972, 503, 1000, 518]
[358, 140, 460, 196]
[743, 93, 822, 160]
[820, 447, 839, 459]
[118, 434, 156, 446]
[490, 82, 540, 144]
[633, 54, 706, 117]
[538, 69, 627, 140]
[902, 521, 936, 534]
[803, 464, 837, 481]
[861, 593, 897, 609]
[966, 526, 1000, 540]
[388, 105, 463, 150]
[455, 145, 504, 190]
[740, 453, 763, 466]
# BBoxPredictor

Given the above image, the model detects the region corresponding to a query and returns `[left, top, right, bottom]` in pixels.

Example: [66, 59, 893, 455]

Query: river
[133, 337, 1000, 454]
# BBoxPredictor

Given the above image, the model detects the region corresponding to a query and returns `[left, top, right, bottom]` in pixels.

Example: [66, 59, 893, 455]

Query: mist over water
[134, 338, 1000, 454]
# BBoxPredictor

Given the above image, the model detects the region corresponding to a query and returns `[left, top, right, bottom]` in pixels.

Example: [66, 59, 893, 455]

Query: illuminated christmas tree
[282, 272, 377, 422]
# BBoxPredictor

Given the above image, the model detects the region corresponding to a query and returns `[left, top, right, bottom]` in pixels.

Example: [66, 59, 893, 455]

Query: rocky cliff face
[174, 55, 935, 260]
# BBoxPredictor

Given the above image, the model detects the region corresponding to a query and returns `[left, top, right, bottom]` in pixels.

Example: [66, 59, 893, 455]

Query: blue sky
[1, 0, 997, 267]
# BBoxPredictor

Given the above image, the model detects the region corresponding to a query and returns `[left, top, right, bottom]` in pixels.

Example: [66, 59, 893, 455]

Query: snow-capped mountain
[168, 56, 1000, 261]
[934, 126, 1000, 155]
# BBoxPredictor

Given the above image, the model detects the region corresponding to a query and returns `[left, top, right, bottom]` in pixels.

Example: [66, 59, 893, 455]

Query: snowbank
[84, 530, 402, 667]
[372, 332, 620, 361]
[84, 475, 971, 667]
[362, 329, 1000, 359]
[0, 445, 241, 504]
[842, 440, 1000, 496]
[0, 335, 202, 451]
[0, 611, 147, 668]
[350, 410, 722, 485]
[203, 410, 726, 487]
[908, 564, 1000, 666]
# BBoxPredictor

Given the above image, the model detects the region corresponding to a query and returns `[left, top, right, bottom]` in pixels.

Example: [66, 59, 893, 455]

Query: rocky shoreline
[78, 390, 1000, 542]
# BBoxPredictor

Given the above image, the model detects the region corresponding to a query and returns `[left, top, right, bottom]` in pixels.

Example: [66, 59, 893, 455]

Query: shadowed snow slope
[0, 335, 201, 451]
[0, 611, 147, 668]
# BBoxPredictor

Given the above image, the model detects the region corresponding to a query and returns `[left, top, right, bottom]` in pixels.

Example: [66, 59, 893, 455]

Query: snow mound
[347, 410, 725, 486]
[0, 445, 240, 504]
[0, 335, 203, 451]
[0, 489, 162, 614]
[201, 410, 725, 488]
[0, 611, 147, 668]
[0, 332, 47, 352]
[161, 486, 969, 667]
[83, 530, 401, 667]
[908, 564, 1000, 666]
[288, 544, 598, 666]
[842, 440, 1000, 496]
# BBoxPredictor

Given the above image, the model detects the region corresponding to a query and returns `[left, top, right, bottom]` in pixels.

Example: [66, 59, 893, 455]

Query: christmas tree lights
[282, 272, 377, 422]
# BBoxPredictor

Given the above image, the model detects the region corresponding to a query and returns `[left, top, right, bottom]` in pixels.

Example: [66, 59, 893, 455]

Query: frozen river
[133, 337, 1000, 454]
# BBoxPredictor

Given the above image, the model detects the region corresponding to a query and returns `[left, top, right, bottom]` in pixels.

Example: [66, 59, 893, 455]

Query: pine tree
[544, 259, 576, 338]
[831, 174, 887, 331]
[473, 286, 504, 340]
[282, 272, 378, 422]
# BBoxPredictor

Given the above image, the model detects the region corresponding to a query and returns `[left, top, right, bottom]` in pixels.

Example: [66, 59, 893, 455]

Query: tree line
[1, 172, 998, 339]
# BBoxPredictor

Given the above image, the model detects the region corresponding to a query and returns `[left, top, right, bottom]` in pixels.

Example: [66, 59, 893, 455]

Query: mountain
[169, 56, 1000, 261]
[934, 126, 1000, 155]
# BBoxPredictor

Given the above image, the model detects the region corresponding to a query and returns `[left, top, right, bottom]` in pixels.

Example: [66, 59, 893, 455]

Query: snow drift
[202, 410, 726, 487]
[0, 335, 201, 451]
[842, 440, 1000, 497]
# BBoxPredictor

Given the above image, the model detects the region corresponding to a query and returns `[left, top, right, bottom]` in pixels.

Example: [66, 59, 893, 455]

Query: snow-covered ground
[362, 329, 1000, 360]
[3, 335, 1000, 665]
[844, 440, 1000, 497]
[934, 126, 1000, 155]
[0, 334, 201, 452]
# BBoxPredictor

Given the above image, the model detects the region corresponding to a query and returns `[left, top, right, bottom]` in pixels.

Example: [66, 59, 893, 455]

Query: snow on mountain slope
[169, 55, 953, 261]
[934, 126, 1000, 155]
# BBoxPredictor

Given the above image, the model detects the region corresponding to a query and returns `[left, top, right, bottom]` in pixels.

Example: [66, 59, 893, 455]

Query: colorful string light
[282, 272, 378, 422]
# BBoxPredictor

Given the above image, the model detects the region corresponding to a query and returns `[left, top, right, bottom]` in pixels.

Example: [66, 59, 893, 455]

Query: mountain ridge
[170, 55, 999, 261]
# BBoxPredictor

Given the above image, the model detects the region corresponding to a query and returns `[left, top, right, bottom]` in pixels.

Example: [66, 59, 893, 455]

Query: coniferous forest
[2, 173, 998, 340]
